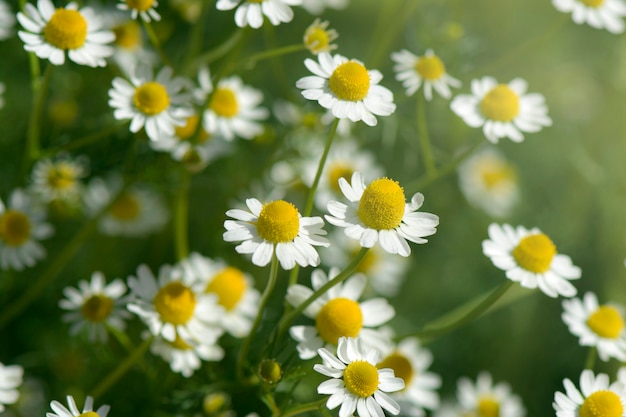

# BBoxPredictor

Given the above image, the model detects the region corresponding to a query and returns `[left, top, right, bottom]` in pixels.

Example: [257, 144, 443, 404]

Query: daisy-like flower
[150, 332, 224, 377]
[178, 253, 260, 338]
[223, 198, 329, 270]
[304, 19, 338, 55]
[0, 362, 23, 412]
[0, 189, 53, 270]
[457, 372, 525, 417]
[325, 172, 439, 257]
[0, 0, 15, 41]
[553, 0, 626, 34]
[105, 14, 157, 76]
[562, 292, 626, 361]
[450, 76, 552, 143]
[117, 0, 161, 22]
[482, 223, 581, 298]
[297, 53, 396, 126]
[127, 263, 225, 345]
[59, 271, 131, 343]
[286, 268, 395, 359]
[17, 0, 114, 67]
[301, 0, 348, 15]
[553, 369, 626, 417]
[457, 147, 520, 218]
[216, 0, 302, 29]
[47, 396, 109, 417]
[30, 156, 87, 204]
[315, 336, 405, 417]
[391, 49, 461, 100]
[108, 64, 193, 141]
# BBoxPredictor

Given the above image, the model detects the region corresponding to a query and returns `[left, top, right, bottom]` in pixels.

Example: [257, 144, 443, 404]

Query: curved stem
[303, 118, 339, 217]
[24, 63, 52, 166]
[282, 399, 327, 417]
[142, 20, 171, 67]
[585, 346, 597, 370]
[174, 168, 191, 261]
[417, 94, 436, 178]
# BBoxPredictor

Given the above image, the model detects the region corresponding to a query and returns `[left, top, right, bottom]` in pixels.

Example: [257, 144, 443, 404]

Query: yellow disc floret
[378, 352, 413, 388]
[78, 412, 100, 417]
[125, 0, 156, 12]
[512, 233, 556, 273]
[113, 21, 142, 50]
[315, 298, 363, 344]
[304, 20, 335, 54]
[0, 210, 32, 247]
[153, 281, 197, 324]
[586, 306, 625, 339]
[133, 82, 170, 116]
[581, 0, 604, 7]
[256, 200, 300, 243]
[43, 9, 87, 50]
[327, 163, 353, 195]
[81, 295, 114, 323]
[168, 333, 193, 350]
[343, 360, 379, 398]
[357, 178, 406, 230]
[110, 194, 141, 220]
[329, 61, 371, 101]
[479, 84, 520, 122]
[478, 158, 517, 190]
[477, 396, 500, 417]
[580, 391, 624, 417]
[175, 115, 210, 143]
[205, 267, 248, 311]
[210, 88, 239, 118]
[415, 55, 445, 80]
[47, 163, 79, 191]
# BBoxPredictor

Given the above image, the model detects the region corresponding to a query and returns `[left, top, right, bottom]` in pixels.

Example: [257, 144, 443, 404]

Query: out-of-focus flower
[300, 0, 348, 15]
[304, 19, 338, 55]
[46, 395, 110, 417]
[30, 156, 87, 204]
[149, 332, 224, 377]
[117, 0, 161, 22]
[553, 0, 626, 34]
[0, 0, 15, 40]
[0, 362, 23, 413]
[457, 372, 525, 417]
[391, 49, 461, 100]
[216, 0, 302, 29]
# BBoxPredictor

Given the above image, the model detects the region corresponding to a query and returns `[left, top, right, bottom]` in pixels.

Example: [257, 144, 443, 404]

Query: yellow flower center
[256, 200, 300, 243]
[43, 9, 87, 50]
[0, 210, 32, 247]
[581, 0, 604, 7]
[302, 112, 318, 128]
[478, 159, 517, 189]
[133, 82, 170, 116]
[327, 163, 354, 195]
[414, 55, 445, 80]
[586, 306, 625, 339]
[205, 267, 248, 311]
[47, 163, 79, 190]
[125, 0, 156, 12]
[329, 61, 371, 102]
[580, 391, 624, 417]
[479, 84, 520, 122]
[168, 333, 193, 350]
[113, 21, 142, 50]
[357, 178, 406, 230]
[78, 413, 100, 417]
[344, 360, 379, 398]
[110, 193, 141, 220]
[248, 0, 264, 3]
[353, 247, 377, 274]
[81, 294, 114, 323]
[175, 115, 210, 143]
[210, 88, 239, 118]
[304, 26, 330, 54]
[512, 233, 556, 273]
[315, 297, 363, 344]
[478, 396, 500, 417]
[378, 352, 413, 388]
[153, 281, 197, 324]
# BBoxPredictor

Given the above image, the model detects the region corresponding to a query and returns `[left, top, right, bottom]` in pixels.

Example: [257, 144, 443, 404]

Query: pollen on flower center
[329, 61, 371, 101]
[586, 306, 625, 339]
[477, 396, 500, 417]
[113, 21, 142, 50]
[581, 0, 604, 7]
[315, 297, 363, 344]
[175, 115, 211, 143]
[206, 267, 248, 311]
[47, 163, 78, 190]
[43, 9, 88, 50]
[125, 0, 156, 12]
[479, 84, 520, 122]
[343, 360, 379, 398]
[378, 352, 413, 388]
[415, 55, 445, 80]
[110, 194, 140, 220]
[133, 82, 170, 116]
[78, 412, 100, 417]
[512, 233, 556, 273]
[0, 210, 32, 247]
[81, 294, 114, 323]
[357, 178, 406, 230]
[328, 163, 354, 195]
[153, 281, 197, 324]
[210, 88, 239, 118]
[256, 200, 300, 243]
[580, 390, 624, 417]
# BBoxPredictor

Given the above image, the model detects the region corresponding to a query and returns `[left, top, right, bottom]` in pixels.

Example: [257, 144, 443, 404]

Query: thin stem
[25, 63, 52, 165]
[282, 399, 327, 417]
[261, 392, 280, 417]
[182, 0, 213, 68]
[417, 94, 437, 178]
[183, 28, 244, 75]
[584, 346, 597, 370]
[142, 20, 171, 67]
[174, 168, 191, 261]
[236, 43, 306, 72]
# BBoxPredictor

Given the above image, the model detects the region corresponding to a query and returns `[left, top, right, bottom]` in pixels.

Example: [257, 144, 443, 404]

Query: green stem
[237, 43, 306, 70]
[584, 346, 597, 370]
[261, 392, 280, 417]
[182, 0, 213, 68]
[183, 28, 244, 75]
[282, 399, 327, 417]
[237, 254, 279, 381]
[174, 169, 191, 261]
[142, 20, 171, 67]
[417, 94, 436, 178]
[25, 63, 52, 165]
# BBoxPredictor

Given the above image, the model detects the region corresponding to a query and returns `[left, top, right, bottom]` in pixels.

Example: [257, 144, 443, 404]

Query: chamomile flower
[59, 271, 131, 343]
[450, 77, 552, 143]
[47, 395, 110, 417]
[17, 0, 114, 67]
[0, 189, 53, 271]
[482, 223, 581, 298]
[223, 198, 329, 270]
[216, 0, 302, 29]
[108, 64, 193, 141]
[562, 292, 626, 361]
[553, 369, 626, 417]
[127, 263, 225, 345]
[553, 0, 626, 34]
[0, 0, 15, 41]
[106, 15, 157, 76]
[300, 0, 348, 15]
[150, 333, 224, 377]
[315, 336, 405, 417]
[0, 362, 23, 413]
[325, 172, 439, 257]
[457, 147, 520, 218]
[30, 156, 87, 204]
[117, 0, 161, 22]
[391, 49, 461, 100]
[178, 253, 260, 338]
[457, 372, 525, 417]
[304, 19, 338, 55]
[286, 268, 395, 359]
[296, 53, 396, 126]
